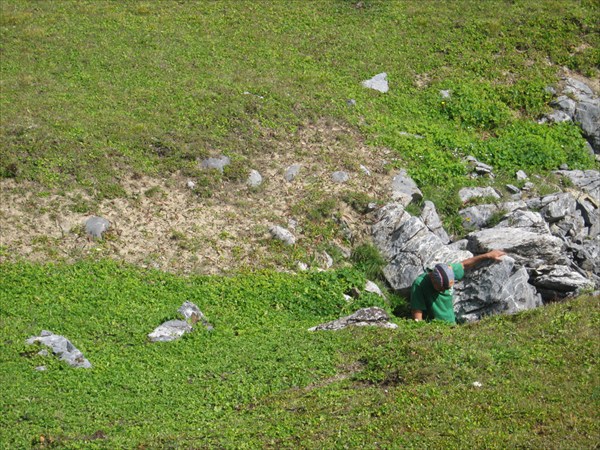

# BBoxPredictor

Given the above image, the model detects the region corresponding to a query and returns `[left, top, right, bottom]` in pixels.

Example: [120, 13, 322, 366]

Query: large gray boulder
[467, 227, 567, 268]
[496, 210, 550, 234]
[27, 331, 92, 369]
[308, 307, 397, 331]
[539, 192, 577, 223]
[372, 203, 471, 296]
[454, 257, 542, 323]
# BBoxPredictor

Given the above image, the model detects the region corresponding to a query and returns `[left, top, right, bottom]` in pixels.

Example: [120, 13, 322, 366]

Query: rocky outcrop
[542, 78, 600, 153]
[308, 307, 397, 331]
[372, 169, 599, 320]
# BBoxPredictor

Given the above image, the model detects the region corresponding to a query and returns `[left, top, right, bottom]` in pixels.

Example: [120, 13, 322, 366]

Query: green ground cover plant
[1, 260, 598, 448]
[1, 0, 597, 202]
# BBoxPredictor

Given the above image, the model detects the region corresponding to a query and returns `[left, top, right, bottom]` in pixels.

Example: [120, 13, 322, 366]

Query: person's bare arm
[412, 310, 423, 321]
[461, 249, 506, 271]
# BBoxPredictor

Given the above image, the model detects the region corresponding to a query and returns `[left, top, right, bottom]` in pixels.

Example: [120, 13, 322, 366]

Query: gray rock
[550, 95, 577, 118]
[563, 77, 594, 101]
[372, 204, 471, 295]
[531, 265, 595, 300]
[186, 180, 196, 190]
[247, 170, 262, 188]
[458, 186, 500, 203]
[148, 320, 192, 342]
[308, 307, 397, 331]
[347, 99, 356, 106]
[284, 164, 301, 182]
[516, 170, 528, 181]
[570, 236, 600, 275]
[541, 110, 572, 124]
[574, 99, 600, 152]
[421, 201, 450, 244]
[364, 280, 385, 298]
[522, 182, 535, 191]
[359, 165, 371, 176]
[497, 210, 550, 234]
[459, 201, 526, 230]
[27, 331, 92, 369]
[576, 197, 599, 237]
[85, 216, 110, 240]
[454, 257, 542, 323]
[448, 239, 469, 251]
[269, 225, 296, 245]
[554, 170, 600, 201]
[467, 227, 566, 267]
[200, 155, 230, 173]
[361, 72, 389, 93]
[390, 170, 423, 206]
[540, 193, 577, 223]
[440, 89, 451, 99]
[506, 184, 521, 194]
[331, 171, 349, 183]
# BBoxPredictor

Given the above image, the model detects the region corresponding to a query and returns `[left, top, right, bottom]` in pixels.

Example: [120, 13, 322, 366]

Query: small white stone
[472, 381, 483, 388]
[186, 180, 196, 190]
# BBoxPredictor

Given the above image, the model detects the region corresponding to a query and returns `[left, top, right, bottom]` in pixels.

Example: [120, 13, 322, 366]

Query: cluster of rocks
[540, 77, 600, 156]
[148, 301, 213, 342]
[26, 301, 213, 369]
[372, 168, 599, 322]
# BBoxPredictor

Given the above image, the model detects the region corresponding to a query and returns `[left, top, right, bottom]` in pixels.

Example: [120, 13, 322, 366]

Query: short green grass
[1, 0, 597, 203]
[1, 260, 598, 448]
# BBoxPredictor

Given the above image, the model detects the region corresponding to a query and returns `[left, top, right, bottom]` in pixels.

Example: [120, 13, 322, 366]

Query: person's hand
[487, 249, 506, 261]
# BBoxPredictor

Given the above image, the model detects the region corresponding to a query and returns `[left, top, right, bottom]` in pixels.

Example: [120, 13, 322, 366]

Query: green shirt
[410, 263, 465, 324]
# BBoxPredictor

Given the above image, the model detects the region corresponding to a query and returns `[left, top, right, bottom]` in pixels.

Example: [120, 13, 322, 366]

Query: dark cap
[430, 264, 455, 291]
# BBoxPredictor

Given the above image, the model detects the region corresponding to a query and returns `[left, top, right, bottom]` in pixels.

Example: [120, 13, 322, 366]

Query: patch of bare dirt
[0, 120, 396, 274]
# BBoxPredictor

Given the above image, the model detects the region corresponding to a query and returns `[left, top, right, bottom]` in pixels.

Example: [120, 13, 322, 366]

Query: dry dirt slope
[0, 120, 396, 274]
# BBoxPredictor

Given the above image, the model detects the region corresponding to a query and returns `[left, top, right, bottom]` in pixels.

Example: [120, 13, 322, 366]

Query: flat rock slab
[85, 216, 110, 239]
[27, 331, 92, 368]
[458, 187, 500, 204]
[148, 320, 192, 342]
[247, 170, 262, 187]
[309, 307, 397, 331]
[361, 72, 389, 93]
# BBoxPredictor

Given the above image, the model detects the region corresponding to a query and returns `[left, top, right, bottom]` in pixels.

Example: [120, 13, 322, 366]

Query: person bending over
[411, 250, 506, 324]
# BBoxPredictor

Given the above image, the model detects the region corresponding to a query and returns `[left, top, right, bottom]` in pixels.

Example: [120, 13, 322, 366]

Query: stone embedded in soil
[331, 171, 349, 183]
[284, 164, 301, 182]
[247, 170, 263, 187]
[361, 72, 389, 93]
[200, 155, 231, 173]
[269, 225, 296, 245]
[85, 216, 110, 239]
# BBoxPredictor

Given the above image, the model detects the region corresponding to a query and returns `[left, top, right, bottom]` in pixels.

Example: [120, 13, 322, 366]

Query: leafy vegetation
[1, 1, 599, 448]
[1, 0, 597, 202]
[1, 261, 598, 448]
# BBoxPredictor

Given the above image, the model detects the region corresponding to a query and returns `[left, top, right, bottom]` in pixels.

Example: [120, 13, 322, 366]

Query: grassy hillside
[1, 1, 599, 448]
[1, 0, 597, 204]
[0, 261, 598, 448]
